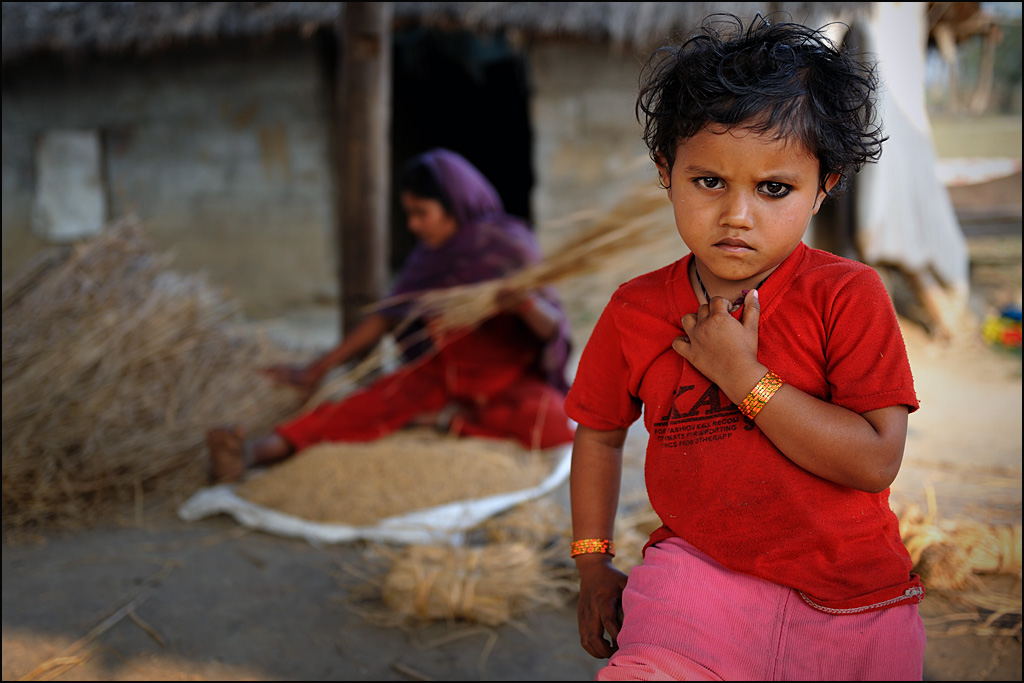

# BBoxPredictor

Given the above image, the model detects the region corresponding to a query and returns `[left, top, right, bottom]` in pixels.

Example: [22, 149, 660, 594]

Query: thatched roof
[2, 2, 872, 66]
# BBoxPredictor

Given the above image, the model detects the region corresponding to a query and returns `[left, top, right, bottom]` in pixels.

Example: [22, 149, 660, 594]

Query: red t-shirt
[565, 243, 924, 612]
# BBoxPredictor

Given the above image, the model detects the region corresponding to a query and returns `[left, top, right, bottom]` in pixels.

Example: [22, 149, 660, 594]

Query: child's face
[659, 126, 835, 293]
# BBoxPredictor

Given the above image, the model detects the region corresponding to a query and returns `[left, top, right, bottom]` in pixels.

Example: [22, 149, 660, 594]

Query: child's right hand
[575, 555, 628, 659]
[673, 289, 765, 404]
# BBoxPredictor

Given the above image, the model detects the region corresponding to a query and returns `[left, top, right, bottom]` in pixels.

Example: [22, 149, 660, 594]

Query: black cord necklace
[693, 261, 770, 307]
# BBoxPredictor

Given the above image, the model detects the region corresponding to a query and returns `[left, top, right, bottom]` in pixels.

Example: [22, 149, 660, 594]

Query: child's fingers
[742, 288, 761, 327]
[580, 608, 616, 659]
[671, 334, 690, 357]
[708, 295, 733, 314]
[675, 312, 697, 357]
[600, 609, 621, 656]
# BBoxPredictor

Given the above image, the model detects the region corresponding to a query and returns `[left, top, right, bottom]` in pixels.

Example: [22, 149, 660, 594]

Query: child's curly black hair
[636, 13, 885, 195]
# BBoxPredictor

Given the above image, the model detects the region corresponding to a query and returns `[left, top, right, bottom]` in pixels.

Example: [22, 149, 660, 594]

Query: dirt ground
[3, 242, 1021, 683]
[3, 160, 1022, 680]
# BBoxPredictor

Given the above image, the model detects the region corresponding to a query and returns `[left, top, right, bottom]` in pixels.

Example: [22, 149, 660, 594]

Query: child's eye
[695, 177, 722, 190]
[759, 181, 791, 197]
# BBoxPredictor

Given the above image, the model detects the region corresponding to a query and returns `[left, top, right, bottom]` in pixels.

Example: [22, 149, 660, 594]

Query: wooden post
[336, 2, 392, 336]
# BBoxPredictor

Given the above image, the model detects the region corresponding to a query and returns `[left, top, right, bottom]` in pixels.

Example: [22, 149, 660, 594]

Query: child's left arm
[673, 289, 908, 494]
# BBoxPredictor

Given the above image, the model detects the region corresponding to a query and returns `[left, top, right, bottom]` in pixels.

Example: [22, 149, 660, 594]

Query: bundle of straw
[2, 219, 300, 536]
[377, 542, 577, 627]
[901, 491, 1023, 639]
[898, 488, 1023, 592]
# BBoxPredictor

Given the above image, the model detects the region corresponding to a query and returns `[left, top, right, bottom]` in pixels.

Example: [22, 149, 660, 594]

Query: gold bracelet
[571, 538, 616, 557]
[738, 370, 784, 420]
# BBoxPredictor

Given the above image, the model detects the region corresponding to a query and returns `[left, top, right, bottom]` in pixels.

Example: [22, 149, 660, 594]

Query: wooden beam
[336, 2, 392, 336]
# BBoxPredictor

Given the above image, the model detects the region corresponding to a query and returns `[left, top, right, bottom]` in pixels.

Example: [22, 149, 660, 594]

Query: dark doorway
[390, 27, 534, 272]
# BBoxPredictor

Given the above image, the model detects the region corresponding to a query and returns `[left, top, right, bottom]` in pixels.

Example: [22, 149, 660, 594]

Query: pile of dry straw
[897, 487, 1022, 638]
[349, 541, 578, 628]
[334, 469, 662, 630]
[2, 219, 300, 537]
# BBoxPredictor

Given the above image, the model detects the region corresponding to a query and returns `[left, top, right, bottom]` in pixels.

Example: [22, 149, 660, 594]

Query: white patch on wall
[32, 129, 107, 242]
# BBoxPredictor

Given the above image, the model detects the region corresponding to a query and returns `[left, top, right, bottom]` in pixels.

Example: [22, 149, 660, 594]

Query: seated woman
[208, 148, 575, 483]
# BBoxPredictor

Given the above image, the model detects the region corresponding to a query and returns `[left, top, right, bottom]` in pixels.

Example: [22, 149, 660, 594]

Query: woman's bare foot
[207, 426, 247, 484]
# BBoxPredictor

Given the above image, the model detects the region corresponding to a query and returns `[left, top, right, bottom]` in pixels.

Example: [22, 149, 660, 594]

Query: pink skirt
[597, 536, 925, 681]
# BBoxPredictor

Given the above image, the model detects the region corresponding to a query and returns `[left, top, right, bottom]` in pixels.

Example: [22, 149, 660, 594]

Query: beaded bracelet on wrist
[738, 370, 784, 420]
[570, 538, 616, 557]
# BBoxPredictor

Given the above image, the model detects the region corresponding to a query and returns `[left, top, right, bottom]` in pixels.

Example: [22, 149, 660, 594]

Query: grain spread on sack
[234, 428, 556, 525]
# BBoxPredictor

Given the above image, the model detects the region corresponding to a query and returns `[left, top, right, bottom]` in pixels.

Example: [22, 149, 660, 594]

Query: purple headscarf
[385, 148, 572, 394]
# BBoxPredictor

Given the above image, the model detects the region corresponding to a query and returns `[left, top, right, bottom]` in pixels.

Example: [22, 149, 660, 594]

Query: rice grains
[234, 428, 557, 525]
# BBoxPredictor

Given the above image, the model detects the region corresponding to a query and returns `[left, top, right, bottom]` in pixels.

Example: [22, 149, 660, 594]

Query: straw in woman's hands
[407, 184, 670, 335]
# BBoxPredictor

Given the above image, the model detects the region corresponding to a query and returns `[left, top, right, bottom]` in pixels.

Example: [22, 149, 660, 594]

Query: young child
[565, 14, 925, 681]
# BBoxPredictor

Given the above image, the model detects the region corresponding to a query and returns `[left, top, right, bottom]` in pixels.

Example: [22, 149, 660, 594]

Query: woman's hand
[494, 285, 533, 314]
[260, 363, 323, 393]
[495, 286, 561, 341]
[260, 313, 394, 396]
[575, 554, 628, 659]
